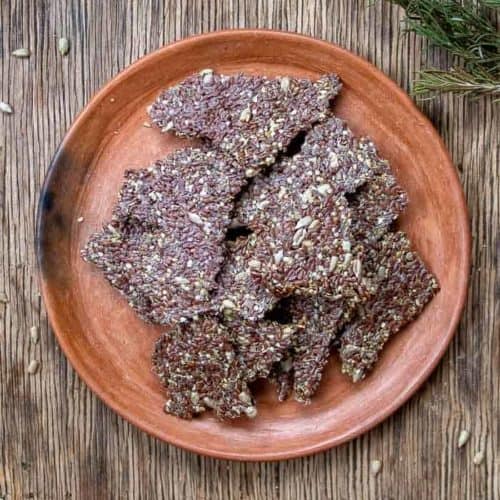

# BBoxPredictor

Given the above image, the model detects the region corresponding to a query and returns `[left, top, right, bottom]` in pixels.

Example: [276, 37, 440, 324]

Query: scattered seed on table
[58, 37, 70, 56]
[458, 429, 470, 448]
[30, 326, 39, 344]
[143, 122, 152, 128]
[27, 360, 40, 375]
[77, 216, 84, 223]
[473, 450, 485, 465]
[370, 459, 382, 476]
[0, 102, 13, 114]
[12, 48, 30, 58]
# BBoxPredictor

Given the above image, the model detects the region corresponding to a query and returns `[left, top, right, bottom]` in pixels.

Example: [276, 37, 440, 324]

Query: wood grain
[0, 1, 497, 499]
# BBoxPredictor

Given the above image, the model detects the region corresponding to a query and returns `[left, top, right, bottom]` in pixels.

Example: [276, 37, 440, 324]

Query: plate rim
[36, 28, 471, 461]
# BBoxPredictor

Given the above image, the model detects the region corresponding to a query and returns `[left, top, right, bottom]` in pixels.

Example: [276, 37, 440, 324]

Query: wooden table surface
[1, 1, 498, 499]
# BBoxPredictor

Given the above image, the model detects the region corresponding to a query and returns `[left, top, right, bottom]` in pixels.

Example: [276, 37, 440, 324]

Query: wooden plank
[0, 1, 497, 498]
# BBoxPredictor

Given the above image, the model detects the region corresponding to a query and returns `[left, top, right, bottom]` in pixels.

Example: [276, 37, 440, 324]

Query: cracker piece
[235, 118, 379, 227]
[241, 189, 369, 301]
[349, 156, 408, 243]
[149, 71, 342, 170]
[339, 231, 439, 382]
[152, 318, 255, 420]
[226, 318, 298, 381]
[287, 297, 352, 403]
[212, 235, 278, 321]
[269, 297, 353, 403]
[82, 148, 245, 324]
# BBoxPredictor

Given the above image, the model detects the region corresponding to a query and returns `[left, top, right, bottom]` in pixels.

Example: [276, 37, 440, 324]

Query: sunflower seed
[27, 360, 40, 375]
[280, 76, 290, 92]
[187, 212, 204, 226]
[161, 121, 174, 133]
[329, 151, 339, 168]
[473, 450, 485, 465]
[458, 429, 470, 448]
[244, 406, 258, 418]
[342, 240, 351, 252]
[30, 326, 39, 344]
[370, 459, 382, 476]
[309, 219, 320, 231]
[203, 397, 216, 409]
[377, 266, 387, 279]
[77, 216, 84, 223]
[0, 102, 13, 114]
[295, 215, 313, 230]
[12, 48, 30, 58]
[173, 276, 189, 285]
[221, 299, 237, 310]
[239, 107, 252, 122]
[273, 250, 284, 264]
[199, 68, 213, 77]
[58, 37, 70, 56]
[316, 183, 332, 196]
[292, 228, 306, 248]
[344, 252, 353, 268]
[238, 392, 252, 404]
[352, 368, 364, 382]
[352, 258, 362, 279]
[329, 256, 338, 272]
[202, 72, 214, 85]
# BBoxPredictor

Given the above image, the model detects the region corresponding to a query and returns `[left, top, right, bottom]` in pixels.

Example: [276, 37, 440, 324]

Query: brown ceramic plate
[36, 30, 470, 461]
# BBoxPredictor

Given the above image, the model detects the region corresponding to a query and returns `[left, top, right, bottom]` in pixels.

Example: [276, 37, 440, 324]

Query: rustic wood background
[1, 1, 498, 499]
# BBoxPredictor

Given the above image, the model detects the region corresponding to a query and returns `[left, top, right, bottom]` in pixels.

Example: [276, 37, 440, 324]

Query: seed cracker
[288, 297, 353, 403]
[152, 317, 255, 420]
[269, 297, 353, 403]
[235, 118, 380, 227]
[212, 235, 279, 321]
[268, 152, 408, 401]
[226, 318, 298, 381]
[149, 71, 342, 170]
[349, 157, 408, 242]
[339, 231, 439, 382]
[236, 180, 370, 301]
[113, 147, 246, 233]
[82, 148, 245, 324]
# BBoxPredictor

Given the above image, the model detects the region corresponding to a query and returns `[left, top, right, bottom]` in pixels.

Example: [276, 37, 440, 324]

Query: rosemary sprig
[414, 68, 500, 99]
[388, 0, 500, 99]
